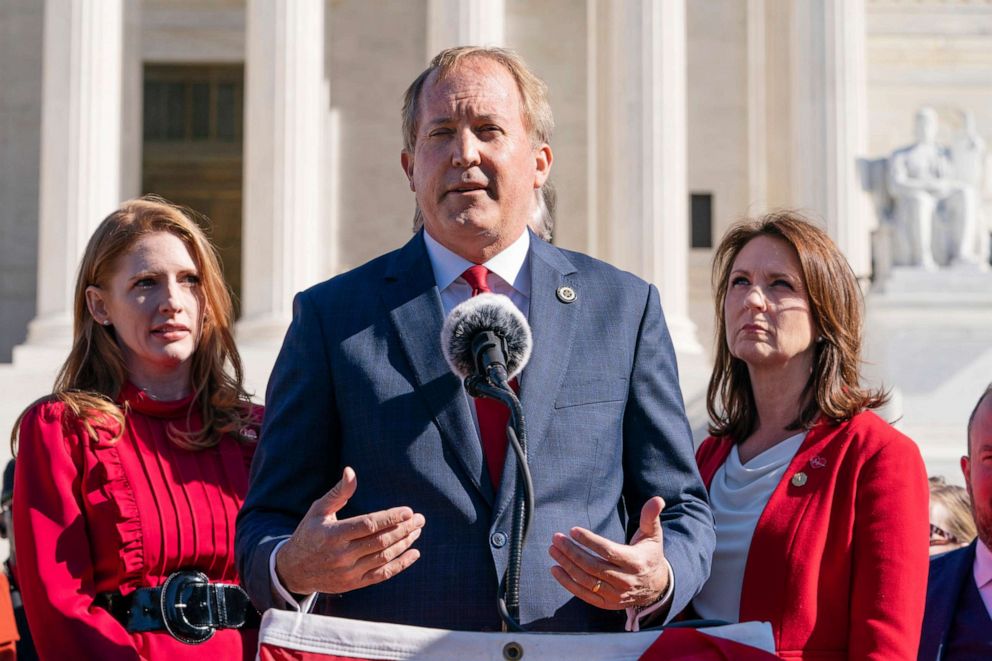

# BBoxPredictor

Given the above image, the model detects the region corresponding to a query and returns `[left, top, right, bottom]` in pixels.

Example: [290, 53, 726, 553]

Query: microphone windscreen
[441, 293, 533, 380]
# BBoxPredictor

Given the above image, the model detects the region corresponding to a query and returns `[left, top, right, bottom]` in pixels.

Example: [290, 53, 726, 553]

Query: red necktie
[461, 265, 516, 488]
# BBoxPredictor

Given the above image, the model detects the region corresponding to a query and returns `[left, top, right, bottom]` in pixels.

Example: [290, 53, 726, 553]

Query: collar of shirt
[975, 538, 992, 590]
[423, 228, 531, 316]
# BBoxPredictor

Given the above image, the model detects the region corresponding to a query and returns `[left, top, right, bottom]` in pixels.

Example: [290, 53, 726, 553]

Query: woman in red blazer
[690, 211, 929, 660]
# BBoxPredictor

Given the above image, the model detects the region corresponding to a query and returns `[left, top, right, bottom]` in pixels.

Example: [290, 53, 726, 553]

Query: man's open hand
[275, 467, 426, 595]
[548, 496, 669, 610]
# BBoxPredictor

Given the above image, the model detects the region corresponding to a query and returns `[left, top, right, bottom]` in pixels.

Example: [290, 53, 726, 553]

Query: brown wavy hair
[706, 210, 888, 441]
[12, 196, 252, 452]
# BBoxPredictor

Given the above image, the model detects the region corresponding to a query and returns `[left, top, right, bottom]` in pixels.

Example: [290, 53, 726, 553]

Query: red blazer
[695, 411, 929, 660]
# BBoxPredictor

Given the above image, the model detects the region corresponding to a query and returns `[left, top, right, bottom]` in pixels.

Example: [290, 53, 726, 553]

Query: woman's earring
[103, 320, 111, 326]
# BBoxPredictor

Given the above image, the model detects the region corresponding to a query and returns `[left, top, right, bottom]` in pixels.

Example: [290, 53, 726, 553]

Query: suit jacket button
[556, 286, 576, 303]
[791, 471, 808, 487]
[491, 531, 508, 548]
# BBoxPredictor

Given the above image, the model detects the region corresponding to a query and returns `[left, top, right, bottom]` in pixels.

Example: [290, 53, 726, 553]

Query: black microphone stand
[465, 369, 534, 633]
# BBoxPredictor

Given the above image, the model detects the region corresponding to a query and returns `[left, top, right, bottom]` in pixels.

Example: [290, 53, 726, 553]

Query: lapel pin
[810, 455, 827, 469]
[556, 286, 576, 303]
[791, 472, 808, 487]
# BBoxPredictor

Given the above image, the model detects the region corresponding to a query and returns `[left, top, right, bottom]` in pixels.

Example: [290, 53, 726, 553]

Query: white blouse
[692, 432, 806, 623]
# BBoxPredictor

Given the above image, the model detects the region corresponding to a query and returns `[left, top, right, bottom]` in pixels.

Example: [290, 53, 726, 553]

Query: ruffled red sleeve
[89, 432, 145, 596]
[13, 402, 140, 660]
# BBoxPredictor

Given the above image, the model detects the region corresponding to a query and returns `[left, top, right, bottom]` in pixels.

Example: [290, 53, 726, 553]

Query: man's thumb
[638, 496, 665, 541]
[317, 466, 357, 517]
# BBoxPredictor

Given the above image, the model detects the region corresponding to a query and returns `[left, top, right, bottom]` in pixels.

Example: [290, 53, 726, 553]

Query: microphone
[441, 293, 532, 388]
[441, 293, 535, 632]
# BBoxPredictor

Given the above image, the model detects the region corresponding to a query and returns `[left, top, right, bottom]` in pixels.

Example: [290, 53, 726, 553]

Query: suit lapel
[935, 542, 978, 658]
[382, 232, 493, 505]
[495, 236, 579, 518]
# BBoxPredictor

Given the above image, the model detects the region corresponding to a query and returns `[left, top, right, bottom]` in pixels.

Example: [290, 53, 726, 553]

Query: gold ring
[592, 579, 603, 594]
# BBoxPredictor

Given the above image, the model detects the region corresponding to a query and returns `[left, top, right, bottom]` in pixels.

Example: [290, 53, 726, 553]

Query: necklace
[139, 386, 190, 401]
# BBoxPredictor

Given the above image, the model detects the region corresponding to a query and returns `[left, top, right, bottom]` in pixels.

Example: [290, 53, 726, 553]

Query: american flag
[256, 610, 780, 660]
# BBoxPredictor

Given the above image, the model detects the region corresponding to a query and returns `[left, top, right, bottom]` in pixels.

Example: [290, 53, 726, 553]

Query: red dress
[13, 383, 261, 660]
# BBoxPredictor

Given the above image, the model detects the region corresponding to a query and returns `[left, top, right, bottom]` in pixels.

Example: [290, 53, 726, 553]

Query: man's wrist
[270, 538, 318, 612]
[274, 538, 301, 593]
[624, 558, 674, 632]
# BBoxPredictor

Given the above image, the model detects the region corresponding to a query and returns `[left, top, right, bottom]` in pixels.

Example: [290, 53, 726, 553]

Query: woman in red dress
[12, 197, 261, 659]
[690, 211, 929, 659]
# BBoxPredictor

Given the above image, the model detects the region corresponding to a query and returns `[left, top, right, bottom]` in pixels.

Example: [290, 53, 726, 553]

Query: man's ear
[401, 151, 415, 191]
[962, 454, 972, 494]
[85, 286, 110, 325]
[533, 143, 553, 188]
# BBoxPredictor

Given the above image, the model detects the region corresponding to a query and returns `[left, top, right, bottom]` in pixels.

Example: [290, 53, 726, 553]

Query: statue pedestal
[864, 265, 992, 483]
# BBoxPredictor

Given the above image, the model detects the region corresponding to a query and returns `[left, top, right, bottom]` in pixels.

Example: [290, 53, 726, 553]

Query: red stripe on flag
[259, 643, 388, 661]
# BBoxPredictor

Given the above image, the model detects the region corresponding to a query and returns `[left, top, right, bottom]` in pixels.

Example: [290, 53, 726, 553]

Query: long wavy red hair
[12, 196, 252, 452]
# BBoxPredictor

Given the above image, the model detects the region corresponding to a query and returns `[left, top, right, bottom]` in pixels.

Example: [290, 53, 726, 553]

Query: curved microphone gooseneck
[465, 372, 534, 631]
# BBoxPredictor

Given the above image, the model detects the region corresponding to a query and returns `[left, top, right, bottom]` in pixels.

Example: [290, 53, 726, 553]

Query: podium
[256, 609, 778, 660]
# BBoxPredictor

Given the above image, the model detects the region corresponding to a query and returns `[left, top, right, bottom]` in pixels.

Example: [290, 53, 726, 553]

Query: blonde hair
[929, 476, 977, 545]
[12, 196, 252, 452]
[401, 46, 554, 153]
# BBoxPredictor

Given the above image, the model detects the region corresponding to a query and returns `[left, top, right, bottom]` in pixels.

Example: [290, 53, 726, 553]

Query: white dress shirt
[422, 227, 531, 316]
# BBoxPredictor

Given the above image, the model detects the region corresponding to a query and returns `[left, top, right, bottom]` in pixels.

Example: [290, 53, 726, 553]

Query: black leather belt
[95, 570, 260, 644]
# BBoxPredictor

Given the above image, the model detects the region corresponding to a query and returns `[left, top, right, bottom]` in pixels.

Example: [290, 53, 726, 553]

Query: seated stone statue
[950, 111, 989, 266]
[886, 107, 978, 269]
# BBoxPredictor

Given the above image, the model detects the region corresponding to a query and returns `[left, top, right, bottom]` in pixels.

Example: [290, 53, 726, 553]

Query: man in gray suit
[235, 47, 713, 632]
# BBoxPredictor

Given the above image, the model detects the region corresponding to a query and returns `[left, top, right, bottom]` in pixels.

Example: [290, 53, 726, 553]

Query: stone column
[589, 0, 701, 354]
[791, 0, 873, 279]
[427, 0, 505, 57]
[120, 0, 143, 200]
[238, 0, 326, 345]
[747, 0, 768, 212]
[22, 0, 124, 351]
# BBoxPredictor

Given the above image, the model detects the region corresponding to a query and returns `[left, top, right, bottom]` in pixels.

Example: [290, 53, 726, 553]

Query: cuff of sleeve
[624, 558, 674, 632]
[270, 538, 319, 613]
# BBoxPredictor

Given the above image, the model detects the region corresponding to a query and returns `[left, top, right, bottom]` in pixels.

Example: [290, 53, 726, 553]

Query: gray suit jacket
[235, 230, 714, 631]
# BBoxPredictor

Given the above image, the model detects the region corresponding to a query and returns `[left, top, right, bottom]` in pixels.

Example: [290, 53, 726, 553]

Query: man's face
[401, 57, 552, 263]
[962, 394, 992, 549]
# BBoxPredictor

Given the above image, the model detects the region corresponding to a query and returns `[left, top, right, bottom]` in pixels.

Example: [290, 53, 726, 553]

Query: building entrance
[141, 64, 244, 315]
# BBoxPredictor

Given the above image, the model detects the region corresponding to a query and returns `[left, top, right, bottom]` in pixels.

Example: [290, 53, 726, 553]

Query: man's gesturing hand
[275, 467, 426, 596]
[548, 496, 669, 611]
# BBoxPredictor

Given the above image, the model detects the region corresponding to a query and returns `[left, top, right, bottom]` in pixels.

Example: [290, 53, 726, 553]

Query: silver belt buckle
[160, 570, 215, 644]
